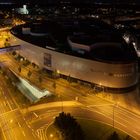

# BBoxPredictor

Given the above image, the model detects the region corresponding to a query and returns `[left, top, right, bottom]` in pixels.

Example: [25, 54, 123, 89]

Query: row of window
[90, 69, 134, 78]
[105, 72, 133, 77]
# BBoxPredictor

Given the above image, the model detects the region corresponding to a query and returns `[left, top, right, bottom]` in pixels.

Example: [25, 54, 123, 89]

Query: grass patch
[47, 118, 134, 140]
[77, 118, 134, 140]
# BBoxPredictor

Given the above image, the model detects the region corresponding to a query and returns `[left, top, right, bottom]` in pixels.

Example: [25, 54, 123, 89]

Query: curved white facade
[10, 33, 138, 89]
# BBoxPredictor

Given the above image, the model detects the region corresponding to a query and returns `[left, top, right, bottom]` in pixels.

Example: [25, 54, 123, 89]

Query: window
[44, 53, 51, 67]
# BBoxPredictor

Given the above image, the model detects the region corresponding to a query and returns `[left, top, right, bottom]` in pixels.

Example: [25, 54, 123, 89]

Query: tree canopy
[54, 112, 85, 140]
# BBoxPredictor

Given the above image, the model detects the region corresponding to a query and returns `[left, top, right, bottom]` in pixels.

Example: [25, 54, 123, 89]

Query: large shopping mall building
[10, 18, 138, 92]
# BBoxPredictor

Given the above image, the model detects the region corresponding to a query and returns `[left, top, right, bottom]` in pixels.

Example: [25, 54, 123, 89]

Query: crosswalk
[36, 126, 48, 140]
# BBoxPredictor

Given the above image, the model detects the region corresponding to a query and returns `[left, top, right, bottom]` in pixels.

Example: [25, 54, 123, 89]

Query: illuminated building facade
[10, 19, 138, 91]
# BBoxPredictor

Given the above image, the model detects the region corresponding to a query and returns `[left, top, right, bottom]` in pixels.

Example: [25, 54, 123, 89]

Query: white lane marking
[22, 131, 26, 136]
[32, 132, 37, 138]
[99, 108, 131, 124]
[85, 107, 127, 128]
[87, 104, 113, 107]
[115, 107, 140, 123]
[4, 101, 7, 106]
[117, 106, 140, 119]
[87, 105, 133, 125]
[9, 100, 14, 105]
[2, 91, 5, 96]
[0, 102, 4, 114]
[6, 100, 12, 110]
[28, 124, 31, 128]
[133, 130, 140, 136]
[0, 123, 7, 140]
[7, 87, 20, 109]
[0, 108, 18, 117]
[18, 122, 21, 127]
[36, 129, 44, 140]
[46, 109, 57, 113]
[33, 112, 38, 118]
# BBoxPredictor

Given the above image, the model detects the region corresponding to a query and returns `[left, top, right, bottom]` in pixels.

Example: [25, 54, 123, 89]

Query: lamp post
[99, 82, 105, 93]
[58, 94, 63, 112]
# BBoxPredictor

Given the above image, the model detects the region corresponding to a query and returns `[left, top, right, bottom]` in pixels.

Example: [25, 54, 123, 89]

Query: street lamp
[99, 82, 104, 93]
[50, 133, 54, 138]
[113, 102, 119, 128]
[58, 94, 63, 112]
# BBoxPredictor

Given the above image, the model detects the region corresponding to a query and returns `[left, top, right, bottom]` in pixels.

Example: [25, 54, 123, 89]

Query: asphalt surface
[0, 53, 140, 140]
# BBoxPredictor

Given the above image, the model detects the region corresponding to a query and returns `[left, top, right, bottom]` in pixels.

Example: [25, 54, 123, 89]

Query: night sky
[0, 0, 139, 5]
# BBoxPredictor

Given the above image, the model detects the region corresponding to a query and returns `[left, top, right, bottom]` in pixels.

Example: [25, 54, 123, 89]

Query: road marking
[87, 105, 133, 125]
[22, 131, 26, 136]
[46, 109, 57, 113]
[4, 101, 7, 106]
[18, 122, 21, 127]
[7, 89, 20, 110]
[28, 124, 31, 128]
[117, 106, 140, 119]
[32, 132, 37, 138]
[6, 100, 12, 110]
[87, 104, 113, 107]
[0, 108, 18, 117]
[33, 112, 38, 118]
[133, 130, 140, 136]
[0, 123, 7, 140]
[85, 107, 127, 128]
[36, 128, 48, 140]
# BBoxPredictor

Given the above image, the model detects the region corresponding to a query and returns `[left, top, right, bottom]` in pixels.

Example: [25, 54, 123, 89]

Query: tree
[32, 62, 36, 68]
[67, 74, 71, 83]
[108, 131, 120, 140]
[12, 51, 16, 56]
[125, 135, 131, 140]
[27, 70, 32, 78]
[4, 38, 10, 47]
[54, 112, 85, 140]
[18, 67, 21, 73]
[53, 82, 56, 89]
[38, 76, 42, 83]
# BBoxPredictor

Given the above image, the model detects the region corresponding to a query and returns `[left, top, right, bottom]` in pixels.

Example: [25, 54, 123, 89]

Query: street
[0, 52, 140, 140]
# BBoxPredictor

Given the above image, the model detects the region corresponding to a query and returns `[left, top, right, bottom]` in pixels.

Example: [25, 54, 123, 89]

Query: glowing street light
[10, 119, 13, 123]
[99, 82, 105, 93]
[50, 133, 54, 138]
